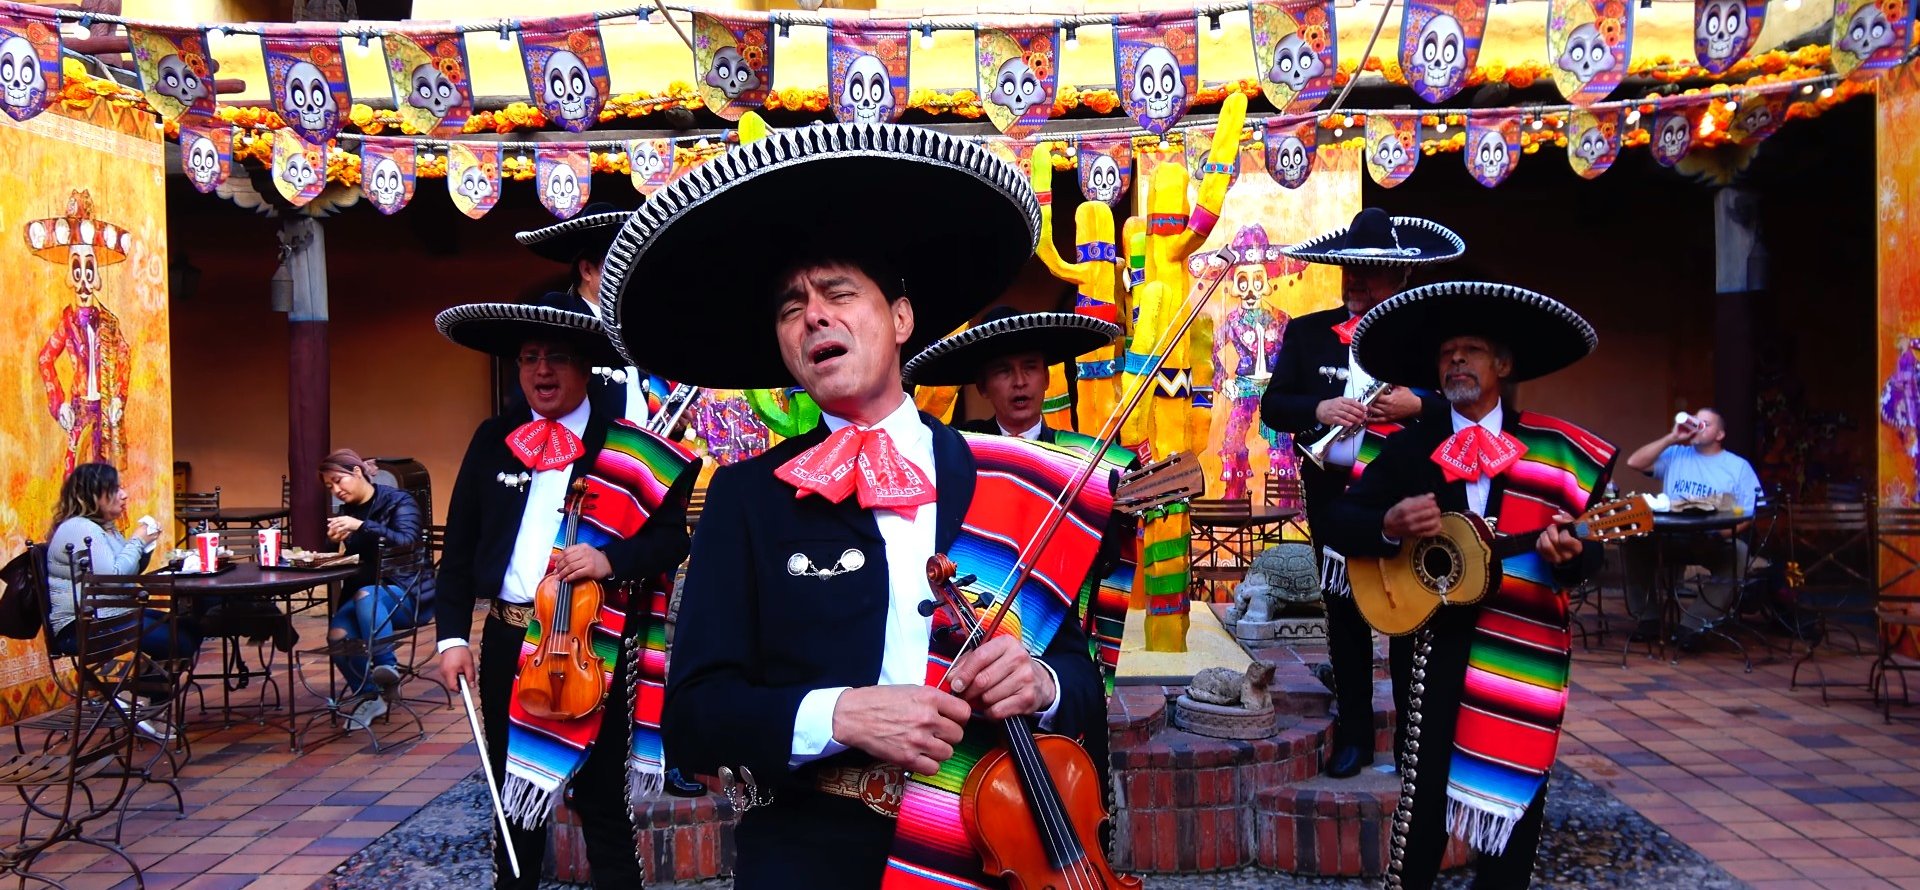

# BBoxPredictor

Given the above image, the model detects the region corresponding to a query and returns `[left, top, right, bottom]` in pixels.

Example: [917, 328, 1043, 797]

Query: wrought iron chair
[298, 540, 431, 749]
[1, 564, 153, 888]
[1871, 506, 1920, 722]
[1259, 474, 1311, 545]
[1783, 498, 1878, 702]
[173, 488, 219, 536]
[1189, 497, 1254, 602]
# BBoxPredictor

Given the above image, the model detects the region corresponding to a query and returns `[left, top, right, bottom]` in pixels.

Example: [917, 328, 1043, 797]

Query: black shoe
[1325, 745, 1372, 779]
[664, 768, 707, 798]
[1312, 663, 1337, 694]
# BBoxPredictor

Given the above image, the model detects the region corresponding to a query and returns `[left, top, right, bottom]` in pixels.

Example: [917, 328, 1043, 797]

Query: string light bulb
[919, 25, 934, 49]
[1065, 25, 1079, 50]
[1725, 97, 1740, 112]
[1820, 86, 1835, 98]
[1436, 121, 1448, 132]
[1531, 115, 1544, 130]
[1333, 127, 1344, 137]
[1625, 109, 1641, 126]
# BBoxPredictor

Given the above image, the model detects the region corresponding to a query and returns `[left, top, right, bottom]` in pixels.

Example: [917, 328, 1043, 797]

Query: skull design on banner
[1548, 0, 1634, 106]
[522, 16, 610, 133]
[1400, 0, 1487, 103]
[1365, 115, 1419, 187]
[829, 24, 909, 124]
[1463, 112, 1521, 187]
[0, 8, 59, 122]
[976, 26, 1058, 138]
[1262, 117, 1317, 189]
[1727, 91, 1789, 143]
[625, 138, 673, 197]
[358, 138, 417, 215]
[270, 128, 327, 207]
[536, 147, 593, 220]
[1114, 13, 1198, 135]
[180, 122, 231, 194]
[1693, 0, 1764, 73]
[693, 13, 774, 121]
[383, 28, 473, 138]
[1566, 107, 1621, 179]
[1649, 106, 1698, 166]
[1251, 0, 1338, 115]
[263, 26, 350, 145]
[1832, 0, 1913, 81]
[129, 26, 216, 123]
[447, 142, 501, 220]
[1076, 137, 1133, 207]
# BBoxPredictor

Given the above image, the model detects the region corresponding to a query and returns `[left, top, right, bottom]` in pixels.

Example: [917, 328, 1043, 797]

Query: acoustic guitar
[1350, 498, 1653, 636]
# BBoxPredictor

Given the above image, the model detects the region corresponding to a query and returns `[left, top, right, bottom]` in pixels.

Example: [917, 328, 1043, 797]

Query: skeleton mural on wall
[1215, 226, 1298, 499]
[28, 190, 133, 473]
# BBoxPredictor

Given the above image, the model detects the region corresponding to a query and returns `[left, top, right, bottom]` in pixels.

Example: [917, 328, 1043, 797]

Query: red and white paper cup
[256, 528, 283, 566]
[193, 532, 221, 571]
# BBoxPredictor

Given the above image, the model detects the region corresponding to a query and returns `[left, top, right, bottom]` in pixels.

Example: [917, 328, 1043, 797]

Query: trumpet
[1298, 381, 1391, 470]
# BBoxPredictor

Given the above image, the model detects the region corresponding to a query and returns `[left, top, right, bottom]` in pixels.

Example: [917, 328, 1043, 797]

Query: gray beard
[1443, 379, 1482, 405]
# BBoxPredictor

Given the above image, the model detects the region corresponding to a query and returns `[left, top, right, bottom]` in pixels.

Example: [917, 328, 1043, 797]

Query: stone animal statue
[1186, 660, 1277, 712]
[1227, 542, 1322, 625]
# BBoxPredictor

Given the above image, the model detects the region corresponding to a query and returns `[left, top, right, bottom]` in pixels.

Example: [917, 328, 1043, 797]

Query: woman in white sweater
[46, 462, 201, 660]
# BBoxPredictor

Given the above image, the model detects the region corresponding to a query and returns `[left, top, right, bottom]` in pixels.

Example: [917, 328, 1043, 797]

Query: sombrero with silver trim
[1281, 207, 1464, 268]
[904, 308, 1122, 387]
[1351, 281, 1597, 390]
[435, 293, 623, 367]
[600, 122, 1041, 390]
[514, 201, 629, 264]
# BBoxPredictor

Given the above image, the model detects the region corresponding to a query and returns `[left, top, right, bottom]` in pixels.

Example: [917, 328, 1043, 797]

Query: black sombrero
[599, 123, 1040, 390]
[1351, 281, 1596, 390]
[515, 201, 630, 264]
[1282, 207, 1465, 268]
[903, 308, 1122, 387]
[435, 291, 623, 367]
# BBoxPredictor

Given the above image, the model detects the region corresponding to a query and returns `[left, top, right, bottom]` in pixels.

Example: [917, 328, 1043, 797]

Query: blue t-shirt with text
[1653, 445, 1761, 512]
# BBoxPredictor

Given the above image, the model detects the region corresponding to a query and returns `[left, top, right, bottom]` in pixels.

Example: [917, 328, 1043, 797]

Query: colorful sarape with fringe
[1052, 429, 1140, 692]
[880, 432, 1120, 889]
[501, 420, 695, 828]
[1443, 411, 1613, 854]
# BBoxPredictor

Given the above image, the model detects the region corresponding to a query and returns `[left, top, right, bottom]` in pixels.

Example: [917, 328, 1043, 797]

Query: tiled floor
[10, 608, 1920, 889]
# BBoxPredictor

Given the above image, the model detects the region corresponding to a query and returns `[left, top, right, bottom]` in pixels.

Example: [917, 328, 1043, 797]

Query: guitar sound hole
[1414, 539, 1462, 592]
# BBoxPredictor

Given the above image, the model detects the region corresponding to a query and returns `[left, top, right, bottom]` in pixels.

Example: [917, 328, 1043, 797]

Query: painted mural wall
[1879, 58, 1920, 511]
[0, 97, 172, 723]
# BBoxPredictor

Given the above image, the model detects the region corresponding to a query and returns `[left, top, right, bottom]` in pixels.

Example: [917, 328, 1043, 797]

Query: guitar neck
[1490, 521, 1593, 561]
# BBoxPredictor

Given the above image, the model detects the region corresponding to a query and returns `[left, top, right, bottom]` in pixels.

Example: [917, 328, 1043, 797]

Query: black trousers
[479, 614, 642, 890]
[1323, 589, 1378, 754]
[1390, 608, 1549, 890]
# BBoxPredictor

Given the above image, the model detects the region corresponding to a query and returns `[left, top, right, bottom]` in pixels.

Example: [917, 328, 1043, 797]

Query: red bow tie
[775, 424, 935, 519]
[1332, 315, 1362, 346]
[1431, 425, 1527, 484]
[508, 418, 586, 472]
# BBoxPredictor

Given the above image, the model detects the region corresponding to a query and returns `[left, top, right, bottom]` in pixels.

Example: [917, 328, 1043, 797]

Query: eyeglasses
[515, 351, 577, 369]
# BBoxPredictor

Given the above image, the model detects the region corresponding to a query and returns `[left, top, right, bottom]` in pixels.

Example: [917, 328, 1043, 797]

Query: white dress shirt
[437, 398, 592, 652]
[1451, 401, 1504, 516]
[790, 395, 1060, 767]
[997, 419, 1045, 440]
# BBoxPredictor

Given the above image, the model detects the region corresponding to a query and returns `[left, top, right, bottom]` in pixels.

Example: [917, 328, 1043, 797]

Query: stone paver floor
[5, 605, 1920, 889]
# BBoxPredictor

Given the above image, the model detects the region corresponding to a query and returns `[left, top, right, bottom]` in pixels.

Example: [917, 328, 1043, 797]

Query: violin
[516, 479, 606, 721]
[925, 554, 1141, 890]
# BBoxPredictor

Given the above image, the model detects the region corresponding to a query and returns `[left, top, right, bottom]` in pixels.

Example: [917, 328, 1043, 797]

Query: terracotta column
[283, 216, 330, 550]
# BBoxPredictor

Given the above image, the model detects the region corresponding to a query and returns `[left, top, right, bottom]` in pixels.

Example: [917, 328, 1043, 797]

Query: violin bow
[459, 675, 522, 879]
[941, 246, 1235, 675]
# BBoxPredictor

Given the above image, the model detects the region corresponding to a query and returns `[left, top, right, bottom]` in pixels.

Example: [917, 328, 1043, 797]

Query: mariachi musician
[601, 123, 1119, 888]
[1323, 282, 1614, 889]
[515, 202, 651, 424]
[1258, 208, 1463, 778]
[431, 300, 698, 890]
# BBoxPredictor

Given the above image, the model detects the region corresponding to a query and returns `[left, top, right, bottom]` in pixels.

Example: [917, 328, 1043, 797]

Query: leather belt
[812, 760, 905, 818]
[490, 600, 534, 629]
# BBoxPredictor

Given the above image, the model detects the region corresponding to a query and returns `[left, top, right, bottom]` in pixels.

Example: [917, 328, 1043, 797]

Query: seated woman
[320, 449, 432, 726]
[47, 461, 204, 664]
